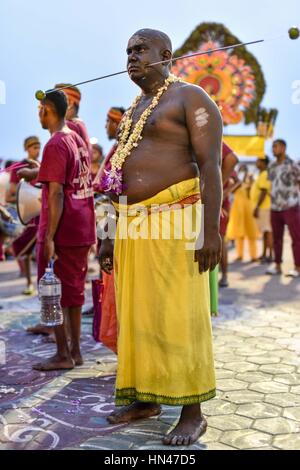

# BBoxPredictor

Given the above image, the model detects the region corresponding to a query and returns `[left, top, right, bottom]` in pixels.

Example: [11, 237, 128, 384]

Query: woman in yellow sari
[227, 165, 259, 261]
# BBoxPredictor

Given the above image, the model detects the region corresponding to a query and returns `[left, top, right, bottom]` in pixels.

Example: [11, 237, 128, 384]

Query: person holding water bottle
[33, 89, 96, 371]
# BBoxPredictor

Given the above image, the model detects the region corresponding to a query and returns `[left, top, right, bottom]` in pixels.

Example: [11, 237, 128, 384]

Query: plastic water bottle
[39, 261, 63, 326]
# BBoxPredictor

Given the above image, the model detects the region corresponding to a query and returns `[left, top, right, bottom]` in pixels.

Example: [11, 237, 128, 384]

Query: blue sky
[1, 0, 300, 161]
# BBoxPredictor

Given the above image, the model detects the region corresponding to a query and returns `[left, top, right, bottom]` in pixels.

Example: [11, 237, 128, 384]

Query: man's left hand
[194, 233, 222, 274]
[44, 239, 55, 264]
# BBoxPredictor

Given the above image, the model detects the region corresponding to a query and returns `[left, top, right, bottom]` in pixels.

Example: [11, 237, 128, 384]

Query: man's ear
[45, 101, 57, 117]
[162, 49, 172, 68]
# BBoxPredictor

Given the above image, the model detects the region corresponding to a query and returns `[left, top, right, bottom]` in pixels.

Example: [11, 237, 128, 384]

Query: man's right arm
[183, 85, 223, 273]
[17, 168, 39, 182]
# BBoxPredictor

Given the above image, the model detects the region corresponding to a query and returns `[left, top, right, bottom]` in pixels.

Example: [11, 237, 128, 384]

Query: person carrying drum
[6, 136, 41, 295]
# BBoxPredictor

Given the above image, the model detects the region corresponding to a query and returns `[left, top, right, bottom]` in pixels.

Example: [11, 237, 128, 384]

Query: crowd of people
[223, 139, 300, 283]
[0, 92, 124, 291]
[1, 28, 300, 446]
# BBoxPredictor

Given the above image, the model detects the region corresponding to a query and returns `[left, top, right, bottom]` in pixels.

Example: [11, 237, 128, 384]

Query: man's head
[39, 90, 68, 130]
[105, 107, 126, 140]
[272, 139, 287, 158]
[55, 83, 81, 120]
[126, 29, 173, 84]
[24, 136, 41, 160]
[256, 155, 269, 171]
[91, 144, 104, 164]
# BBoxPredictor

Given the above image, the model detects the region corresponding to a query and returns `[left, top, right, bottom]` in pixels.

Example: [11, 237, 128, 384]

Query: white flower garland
[110, 74, 181, 174]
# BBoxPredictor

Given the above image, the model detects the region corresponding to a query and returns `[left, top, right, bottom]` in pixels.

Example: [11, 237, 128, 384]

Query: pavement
[0, 236, 300, 451]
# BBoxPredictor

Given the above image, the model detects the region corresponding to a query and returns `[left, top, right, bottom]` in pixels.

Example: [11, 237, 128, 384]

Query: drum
[16, 180, 42, 225]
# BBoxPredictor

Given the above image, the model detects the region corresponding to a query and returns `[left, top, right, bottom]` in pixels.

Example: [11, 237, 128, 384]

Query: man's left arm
[17, 160, 40, 182]
[184, 86, 223, 273]
[292, 162, 300, 187]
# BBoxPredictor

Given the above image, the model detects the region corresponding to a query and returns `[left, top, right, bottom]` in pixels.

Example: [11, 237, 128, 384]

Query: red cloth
[220, 142, 234, 236]
[12, 217, 39, 258]
[10, 167, 21, 184]
[222, 142, 232, 161]
[99, 271, 117, 353]
[37, 129, 96, 246]
[0, 241, 4, 261]
[94, 144, 119, 353]
[66, 119, 92, 157]
[11, 154, 40, 257]
[37, 242, 90, 308]
[10, 159, 40, 186]
[10, 159, 27, 184]
[220, 198, 230, 236]
[271, 206, 300, 266]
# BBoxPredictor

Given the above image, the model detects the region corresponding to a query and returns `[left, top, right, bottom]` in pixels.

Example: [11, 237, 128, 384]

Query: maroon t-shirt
[66, 118, 92, 157]
[37, 128, 96, 246]
[222, 142, 234, 206]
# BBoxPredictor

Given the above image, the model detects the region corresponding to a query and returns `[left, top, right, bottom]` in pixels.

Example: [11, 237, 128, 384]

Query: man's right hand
[17, 168, 35, 181]
[99, 239, 114, 275]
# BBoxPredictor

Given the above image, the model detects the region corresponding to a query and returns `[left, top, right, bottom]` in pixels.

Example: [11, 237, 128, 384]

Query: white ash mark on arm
[195, 108, 209, 128]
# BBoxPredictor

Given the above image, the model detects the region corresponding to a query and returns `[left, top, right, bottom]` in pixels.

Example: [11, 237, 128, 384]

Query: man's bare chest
[130, 99, 185, 139]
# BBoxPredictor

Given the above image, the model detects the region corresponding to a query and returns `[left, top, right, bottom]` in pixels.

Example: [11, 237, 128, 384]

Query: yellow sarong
[113, 177, 216, 406]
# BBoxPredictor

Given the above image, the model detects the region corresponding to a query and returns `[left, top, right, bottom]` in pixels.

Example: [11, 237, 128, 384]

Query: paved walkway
[0, 238, 300, 450]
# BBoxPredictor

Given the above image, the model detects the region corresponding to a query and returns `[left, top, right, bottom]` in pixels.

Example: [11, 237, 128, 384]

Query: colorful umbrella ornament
[172, 22, 266, 126]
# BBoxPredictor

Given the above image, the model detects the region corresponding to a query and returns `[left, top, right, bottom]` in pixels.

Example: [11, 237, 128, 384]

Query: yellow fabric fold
[113, 177, 216, 406]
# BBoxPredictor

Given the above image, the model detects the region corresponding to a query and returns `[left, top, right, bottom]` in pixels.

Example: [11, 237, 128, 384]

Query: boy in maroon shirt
[55, 83, 92, 156]
[33, 90, 96, 371]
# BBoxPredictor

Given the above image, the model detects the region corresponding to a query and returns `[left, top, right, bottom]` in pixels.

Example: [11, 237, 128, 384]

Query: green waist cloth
[209, 266, 219, 316]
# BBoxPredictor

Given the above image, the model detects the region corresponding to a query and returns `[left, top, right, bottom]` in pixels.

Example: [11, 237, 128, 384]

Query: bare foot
[32, 354, 74, 371]
[219, 277, 229, 288]
[43, 334, 56, 343]
[27, 324, 54, 336]
[71, 352, 84, 366]
[107, 401, 161, 424]
[163, 404, 207, 446]
[82, 306, 94, 316]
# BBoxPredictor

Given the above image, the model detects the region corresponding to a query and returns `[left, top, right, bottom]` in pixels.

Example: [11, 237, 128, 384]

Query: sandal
[22, 285, 35, 295]
[286, 269, 300, 278]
